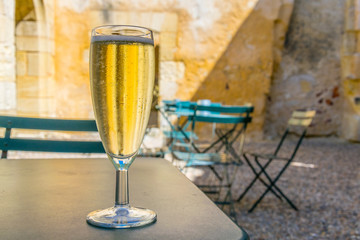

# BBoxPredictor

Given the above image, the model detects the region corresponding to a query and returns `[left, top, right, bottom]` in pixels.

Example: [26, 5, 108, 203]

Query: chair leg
[214, 129, 244, 166]
[248, 182, 298, 212]
[253, 158, 298, 211]
[208, 165, 223, 181]
[213, 164, 238, 222]
[237, 155, 283, 202]
[226, 166, 238, 222]
[248, 158, 299, 212]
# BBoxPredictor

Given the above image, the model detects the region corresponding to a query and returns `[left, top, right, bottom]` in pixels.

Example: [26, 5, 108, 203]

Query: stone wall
[53, 0, 263, 121]
[0, 0, 359, 141]
[0, 0, 16, 111]
[52, 0, 295, 138]
[191, 0, 294, 138]
[266, 0, 345, 137]
[13, 0, 56, 116]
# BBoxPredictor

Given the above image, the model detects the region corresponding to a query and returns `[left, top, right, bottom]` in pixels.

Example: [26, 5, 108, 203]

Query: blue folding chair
[167, 103, 254, 220]
[157, 100, 205, 157]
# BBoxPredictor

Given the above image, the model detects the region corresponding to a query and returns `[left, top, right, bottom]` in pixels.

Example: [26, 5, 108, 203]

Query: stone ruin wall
[266, 0, 345, 138]
[0, 0, 359, 141]
[52, 0, 293, 139]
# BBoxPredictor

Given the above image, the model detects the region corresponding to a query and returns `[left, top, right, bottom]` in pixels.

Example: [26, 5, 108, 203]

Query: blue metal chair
[0, 115, 105, 158]
[167, 103, 254, 220]
[237, 110, 316, 212]
[157, 100, 203, 157]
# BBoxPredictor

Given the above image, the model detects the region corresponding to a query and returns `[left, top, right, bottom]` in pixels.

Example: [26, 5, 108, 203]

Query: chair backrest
[190, 104, 254, 156]
[273, 110, 316, 158]
[190, 104, 254, 124]
[0, 115, 105, 158]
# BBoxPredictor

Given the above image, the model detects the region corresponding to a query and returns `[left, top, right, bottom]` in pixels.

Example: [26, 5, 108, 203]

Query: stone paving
[190, 138, 360, 240]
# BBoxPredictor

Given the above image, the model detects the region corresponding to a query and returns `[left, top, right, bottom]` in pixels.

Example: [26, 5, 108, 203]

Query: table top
[0, 157, 248, 240]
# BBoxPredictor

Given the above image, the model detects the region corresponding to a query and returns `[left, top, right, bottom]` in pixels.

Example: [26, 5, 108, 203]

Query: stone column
[15, 0, 55, 116]
[0, 0, 16, 111]
[341, 0, 360, 141]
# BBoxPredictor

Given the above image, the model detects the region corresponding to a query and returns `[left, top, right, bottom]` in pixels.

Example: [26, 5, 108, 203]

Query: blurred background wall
[0, 0, 359, 141]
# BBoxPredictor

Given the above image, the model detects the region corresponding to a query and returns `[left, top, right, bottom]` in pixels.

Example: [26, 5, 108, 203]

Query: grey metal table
[0, 157, 248, 240]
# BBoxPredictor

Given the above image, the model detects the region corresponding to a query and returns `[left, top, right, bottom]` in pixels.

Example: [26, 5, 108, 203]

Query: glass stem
[115, 169, 129, 206]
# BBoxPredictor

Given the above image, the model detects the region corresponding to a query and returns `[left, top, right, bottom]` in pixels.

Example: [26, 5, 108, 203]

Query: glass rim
[92, 25, 153, 39]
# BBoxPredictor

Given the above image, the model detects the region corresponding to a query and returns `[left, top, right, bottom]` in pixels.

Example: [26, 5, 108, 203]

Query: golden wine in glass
[87, 25, 156, 228]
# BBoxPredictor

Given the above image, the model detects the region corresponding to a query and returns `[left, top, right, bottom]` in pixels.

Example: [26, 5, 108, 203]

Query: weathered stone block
[160, 46, 175, 61]
[17, 97, 56, 116]
[342, 32, 356, 54]
[48, 39, 55, 55]
[161, 13, 178, 32]
[16, 36, 51, 52]
[160, 61, 185, 82]
[0, 0, 14, 18]
[16, 76, 40, 98]
[341, 112, 360, 141]
[44, 53, 55, 76]
[113, 11, 130, 25]
[27, 52, 53, 77]
[88, 11, 102, 28]
[0, 81, 16, 110]
[0, 15, 15, 43]
[16, 51, 27, 76]
[345, 0, 356, 30]
[27, 53, 40, 76]
[159, 61, 185, 99]
[0, 57, 15, 79]
[138, 12, 153, 29]
[345, 0, 360, 30]
[16, 21, 47, 37]
[17, 97, 39, 114]
[151, 12, 165, 32]
[159, 32, 177, 60]
[159, 80, 178, 100]
[160, 32, 177, 48]
[128, 12, 140, 26]
[0, 42, 15, 62]
[355, 0, 360, 30]
[39, 77, 55, 98]
[342, 53, 360, 79]
[38, 97, 56, 116]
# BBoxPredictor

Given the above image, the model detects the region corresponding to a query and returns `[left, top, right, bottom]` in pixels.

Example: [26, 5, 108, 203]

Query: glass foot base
[86, 205, 157, 228]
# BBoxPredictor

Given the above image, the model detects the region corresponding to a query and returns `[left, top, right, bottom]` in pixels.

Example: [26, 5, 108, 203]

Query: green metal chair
[237, 110, 316, 212]
[0, 115, 105, 158]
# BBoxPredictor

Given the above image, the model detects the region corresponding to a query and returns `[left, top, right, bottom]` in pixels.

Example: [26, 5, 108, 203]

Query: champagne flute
[87, 25, 156, 228]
